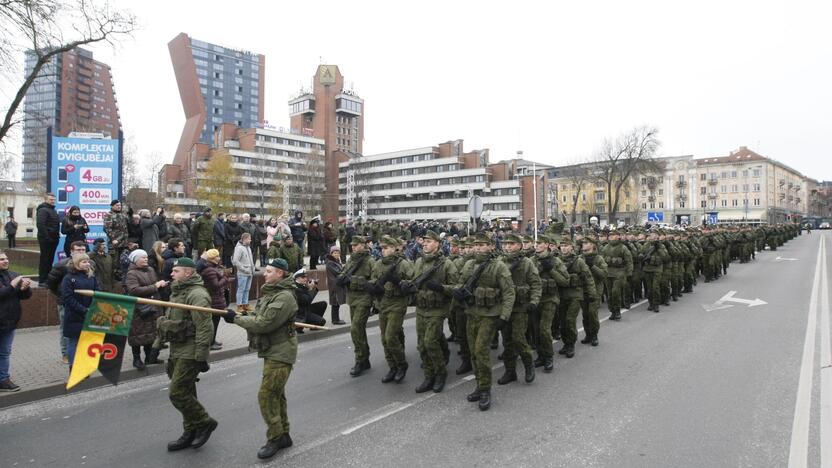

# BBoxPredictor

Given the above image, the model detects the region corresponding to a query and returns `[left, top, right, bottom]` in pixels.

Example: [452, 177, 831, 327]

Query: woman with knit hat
[125, 249, 167, 369]
[198, 248, 228, 350]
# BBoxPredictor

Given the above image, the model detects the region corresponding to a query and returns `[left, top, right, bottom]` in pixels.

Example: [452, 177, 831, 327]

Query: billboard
[47, 129, 123, 259]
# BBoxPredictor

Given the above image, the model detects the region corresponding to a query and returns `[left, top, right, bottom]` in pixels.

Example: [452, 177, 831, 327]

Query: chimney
[739, 146, 748, 151]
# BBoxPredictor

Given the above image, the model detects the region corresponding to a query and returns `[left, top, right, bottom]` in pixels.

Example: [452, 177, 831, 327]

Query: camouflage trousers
[661, 268, 672, 303]
[606, 275, 627, 314]
[416, 314, 446, 377]
[453, 306, 470, 363]
[581, 296, 600, 337]
[631, 271, 643, 302]
[259, 359, 292, 441]
[349, 302, 371, 363]
[379, 308, 407, 370]
[643, 271, 662, 309]
[502, 309, 534, 371]
[536, 300, 558, 359]
[168, 358, 214, 433]
[558, 297, 582, 347]
[466, 315, 499, 390]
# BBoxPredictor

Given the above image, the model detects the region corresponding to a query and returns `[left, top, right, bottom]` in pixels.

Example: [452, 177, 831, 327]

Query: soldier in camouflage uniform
[497, 233, 540, 385]
[336, 236, 375, 377]
[600, 230, 632, 321]
[533, 234, 569, 372]
[190, 209, 215, 257]
[404, 231, 456, 393]
[222, 258, 297, 459]
[450, 238, 473, 374]
[452, 233, 515, 411]
[103, 200, 129, 277]
[658, 231, 674, 305]
[580, 237, 606, 345]
[558, 237, 595, 358]
[368, 236, 413, 385]
[642, 231, 668, 312]
[157, 257, 217, 451]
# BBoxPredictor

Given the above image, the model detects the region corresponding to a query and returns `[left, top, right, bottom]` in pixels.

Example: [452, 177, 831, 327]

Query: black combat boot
[257, 433, 293, 459]
[653, 306, 660, 313]
[190, 419, 218, 449]
[432, 373, 447, 393]
[590, 335, 599, 346]
[167, 432, 195, 451]
[145, 348, 162, 365]
[563, 345, 575, 358]
[381, 368, 397, 383]
[455, 360, 472, 375]
[466, 388, 482, 402]
[497, 368, 517, 385]
[533, 356, 545, 368]
[393, 365, 407, 383]
[558, 345, 568, 355]
[415, 376, 435, 393]
[524, 363, 535, 383]
[478, 389, 491, 411]
[349, 360, 370, 377]
[580, 335, 592, 344]
[543, 359, 554, 373]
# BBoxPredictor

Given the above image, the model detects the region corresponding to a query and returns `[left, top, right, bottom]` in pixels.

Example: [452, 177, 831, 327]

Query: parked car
[819, 222, 831, 230]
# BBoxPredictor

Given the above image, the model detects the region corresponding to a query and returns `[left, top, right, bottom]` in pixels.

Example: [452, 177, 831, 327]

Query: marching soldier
[336, 236, 375, 377]
[600, 230, 632, 321]
[222, 258, 298, 459]
[533, 234, 569, 372]
[158, 257, 217, 451]
[403, 231, 457, 392]
[453, 233, 514, 410]
[368, 236, 412, 384]
[579, 238, 606, 346]
[642, 230, 668, 312]
[558, 237, 594, 358]
[497, 233, 540, 385]
[452, 238, 474, 375]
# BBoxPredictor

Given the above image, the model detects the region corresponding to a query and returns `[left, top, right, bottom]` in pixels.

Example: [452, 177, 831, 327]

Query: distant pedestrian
[4, 216, 18, 249]
[232, 233, 254, 313]
[307, 218, 325, 270]
[0, 250, 33, 392]
[36, 193, 60, 285]
[325, 246, 346, 325]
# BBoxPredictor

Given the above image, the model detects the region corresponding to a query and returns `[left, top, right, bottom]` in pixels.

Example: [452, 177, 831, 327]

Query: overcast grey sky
[5, 0, 832, 181]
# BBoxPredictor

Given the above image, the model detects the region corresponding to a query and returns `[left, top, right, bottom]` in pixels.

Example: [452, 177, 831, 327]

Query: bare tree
[145, 151, 163, 192]
[561, 161, 592, 224]
[592, 126, 661, 222]
[290, 148, 325, 217]
[121, 132, 141, 193]
[0, 0, 136, 146]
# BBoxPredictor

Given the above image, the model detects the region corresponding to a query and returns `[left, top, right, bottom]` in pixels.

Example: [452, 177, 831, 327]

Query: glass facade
[21, 51, 61, 184]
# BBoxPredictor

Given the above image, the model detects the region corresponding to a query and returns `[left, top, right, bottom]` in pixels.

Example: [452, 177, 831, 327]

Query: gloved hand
[425, 280, 444, 292]
[364, 281, 379, 294]
[585, 255, 595, 267]
[336, 275, 350, 287]
[196, 361, 210, 373]
[223, 309, 236, 323]
[399, 281, 416, 294]
[452, 288, 467, 302]
[525, 303, 538, 314]
[388, 269, 401, 285]
[540, 257, 554, 272]
[496, 317, 509, 331]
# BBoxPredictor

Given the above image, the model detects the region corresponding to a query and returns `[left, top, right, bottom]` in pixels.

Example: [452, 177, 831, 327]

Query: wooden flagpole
[74, 290, 329, 330]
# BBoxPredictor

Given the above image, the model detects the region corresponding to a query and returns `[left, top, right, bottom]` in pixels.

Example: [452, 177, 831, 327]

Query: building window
[701, 201, 707, 208]
[752, 169, 761, 177]
[732, 199, 738, 206]
[754, 198, 760, 206]
[658, 189, 663, 195]
[731, 185, 738, 192]
[649, 203, 655, 209]
[721, 185, 727, 193]
[658, 202, 664, 208]
[700, 187, 707, 195]
[753, 183, 761, 192]
[679, 175, 685, 182]
[562, 195, 567, 203]
[679, 201, 685, 208]
[721, 200, 727, 207]
[213, 89, 221, 97]
[213, 72, 221, 79]
[701, 173, 707, 180]
[581, 193, 586, 201]
[731, 171, 737, 178]
[26, 207, 34, 218]
[743, 170, 748, 177]
[642, 203, 647, 209]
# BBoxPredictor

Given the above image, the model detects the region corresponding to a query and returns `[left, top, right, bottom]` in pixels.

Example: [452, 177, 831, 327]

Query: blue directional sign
[647, 211, 664, 223]
[707, 212, 719, 225]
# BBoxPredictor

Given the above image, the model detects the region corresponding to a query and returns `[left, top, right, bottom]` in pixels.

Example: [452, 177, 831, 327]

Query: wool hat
[204, 248, 221, 261]
[330, 245, 340, 253]
[268, 258, 291, 272]
[128, 249, 148, 263]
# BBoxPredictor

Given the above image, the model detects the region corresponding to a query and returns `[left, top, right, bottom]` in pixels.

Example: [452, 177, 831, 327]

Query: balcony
[676, 180, 686, 188]
[708, 179, 718, 185]
[647, 195, 655, 202]
[677, 194, 687, 201]
[707, 194, 718, 199]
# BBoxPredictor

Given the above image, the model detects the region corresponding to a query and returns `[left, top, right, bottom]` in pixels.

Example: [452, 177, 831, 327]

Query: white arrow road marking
[719, 290, 767, 307]
[776, 256, 798, 261]
[702, 290, 767, 311]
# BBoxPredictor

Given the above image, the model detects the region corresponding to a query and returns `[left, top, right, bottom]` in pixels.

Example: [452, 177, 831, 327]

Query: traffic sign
[468, 196, 483, 219]
[647, 211, 664, 222]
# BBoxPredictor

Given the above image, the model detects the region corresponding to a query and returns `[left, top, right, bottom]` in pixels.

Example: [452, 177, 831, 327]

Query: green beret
[474, 233, 493, 244]
[174, 257, 196, 268]
[267, 258, 290, 271]
[351, 235, 367, 245]
[422, 231, 441, 242]
[503, 233, 523, 244]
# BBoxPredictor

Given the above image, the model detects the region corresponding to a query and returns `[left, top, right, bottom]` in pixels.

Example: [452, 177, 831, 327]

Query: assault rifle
[336, 253, 369, 287]
[412, 257, 446, 291]
[369, 257, 403, 297]
[453, 256, 493, 305]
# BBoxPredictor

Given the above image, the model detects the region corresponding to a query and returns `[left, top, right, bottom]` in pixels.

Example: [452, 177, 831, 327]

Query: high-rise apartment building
[289, 65, 364, 222]
[168, 33, 265, 179]
[21, 47, 121, 186]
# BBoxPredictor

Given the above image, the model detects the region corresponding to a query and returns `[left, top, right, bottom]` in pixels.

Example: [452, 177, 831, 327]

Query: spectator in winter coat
[0, 250, 32, 392]
[36, 193, 60, 285]
[119, 241, 140, 292]
[5, 216, 18, 249]
[323, 221, 337, 256]
[289, 210, 307, 253]
[61, 205, 90, 257]
[60, 253, 99, 366]
[325, 246, 346, 325]
[159, 238, 186, 300]
[148, 240, 166, 277]
[255, 218, 268, 267]
[127, 213, 142, 244]
[198, 249, 227, 350]
[139, 208, 165, 253]
[223, 214, 244, 267]
[167, 214, 192, 258]
[231, 233, 254, 312]
[212, 213, 226, 251]
[125, 249, 167, 370]
[90, 238, 115, 293]
[307, 219, 325, 270]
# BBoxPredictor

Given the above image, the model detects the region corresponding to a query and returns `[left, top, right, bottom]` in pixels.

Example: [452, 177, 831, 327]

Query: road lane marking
[788, 235, 824, 468]
[820, 237, 831, 468]
[341, 402, 413, 435]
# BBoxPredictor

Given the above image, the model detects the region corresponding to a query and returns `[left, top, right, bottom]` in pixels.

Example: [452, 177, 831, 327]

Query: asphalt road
[1, 231, 829, 468]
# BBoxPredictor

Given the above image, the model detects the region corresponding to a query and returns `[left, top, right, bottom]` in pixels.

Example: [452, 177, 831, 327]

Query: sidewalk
[0, 291, 415, 408]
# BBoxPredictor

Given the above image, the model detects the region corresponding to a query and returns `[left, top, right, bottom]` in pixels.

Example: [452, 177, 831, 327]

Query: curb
[0, 309, 417, 409]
